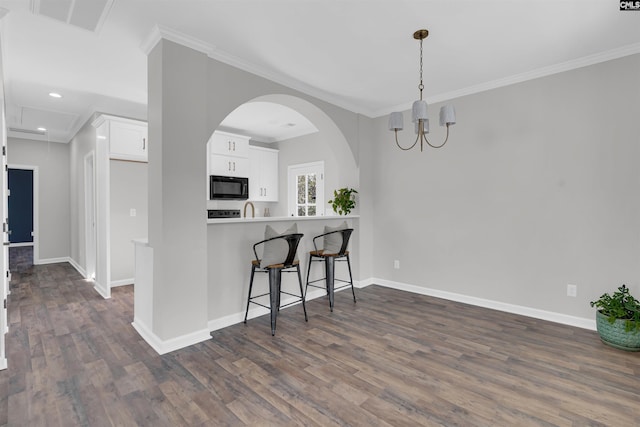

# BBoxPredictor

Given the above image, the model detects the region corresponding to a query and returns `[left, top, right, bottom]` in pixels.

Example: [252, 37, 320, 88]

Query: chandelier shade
[412, 100, 428, 122]
[389, 28, 457, 152]
[388, 112, 404, 131]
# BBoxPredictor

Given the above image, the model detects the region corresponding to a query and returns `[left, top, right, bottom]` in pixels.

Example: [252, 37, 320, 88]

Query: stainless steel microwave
[209, 175, 249, 200]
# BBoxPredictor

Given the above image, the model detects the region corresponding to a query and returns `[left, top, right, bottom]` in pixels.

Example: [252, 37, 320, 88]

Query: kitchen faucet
[243, 201, 255, 218]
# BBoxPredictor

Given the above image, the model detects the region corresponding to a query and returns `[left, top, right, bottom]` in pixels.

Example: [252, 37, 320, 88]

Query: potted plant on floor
[590, 284, 640, 351]
[328, 188, 358, 215]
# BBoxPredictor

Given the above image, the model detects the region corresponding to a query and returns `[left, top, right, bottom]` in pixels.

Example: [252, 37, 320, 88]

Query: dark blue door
[8, 168, 34, 244]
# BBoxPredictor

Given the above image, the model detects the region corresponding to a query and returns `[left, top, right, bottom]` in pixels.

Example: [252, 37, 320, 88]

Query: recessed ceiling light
[49, 92, 62, 98]
[37, 127, 47, 132]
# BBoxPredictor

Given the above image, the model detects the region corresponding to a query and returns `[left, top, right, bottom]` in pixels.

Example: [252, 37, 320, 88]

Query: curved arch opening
[206, 94, 358, 217]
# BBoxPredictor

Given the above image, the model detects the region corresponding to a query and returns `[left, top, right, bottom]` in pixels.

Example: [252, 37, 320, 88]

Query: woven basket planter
[596, 311, 640, 351]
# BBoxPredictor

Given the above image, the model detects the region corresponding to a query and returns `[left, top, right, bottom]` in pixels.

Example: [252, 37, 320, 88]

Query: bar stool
[244, 231, 308, 335]
[305, 227, 356, 312]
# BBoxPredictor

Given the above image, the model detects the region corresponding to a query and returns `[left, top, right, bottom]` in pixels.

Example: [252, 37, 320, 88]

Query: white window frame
[288, 161, 324, 217]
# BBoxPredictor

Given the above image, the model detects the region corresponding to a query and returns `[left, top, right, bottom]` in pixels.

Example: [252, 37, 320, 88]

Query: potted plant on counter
[328, 188, 358, 215]
[590, 284, 640, 351]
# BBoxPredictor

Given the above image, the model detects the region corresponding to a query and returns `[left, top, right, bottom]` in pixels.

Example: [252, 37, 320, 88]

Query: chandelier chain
[418, 38, 424, 99]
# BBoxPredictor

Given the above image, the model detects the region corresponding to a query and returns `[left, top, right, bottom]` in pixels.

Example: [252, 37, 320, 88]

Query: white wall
[110, 160, 148, 284]
[370, 53, 640, 321]
[7, 138, 70, 261]
[69, 117, 98, 274]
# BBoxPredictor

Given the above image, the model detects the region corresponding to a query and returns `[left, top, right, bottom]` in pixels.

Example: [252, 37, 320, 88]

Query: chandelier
[388, 29, 456, 151]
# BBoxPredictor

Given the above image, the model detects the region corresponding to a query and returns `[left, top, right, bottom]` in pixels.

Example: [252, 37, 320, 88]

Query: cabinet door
[248, 147, 278, 202]
[109, 120, 148, 162]
[260, 149, 278, 202]
[209, 132, 249, 158]
[209, 154, 249, 177]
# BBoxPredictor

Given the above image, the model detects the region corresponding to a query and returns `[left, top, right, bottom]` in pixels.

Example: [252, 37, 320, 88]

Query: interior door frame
[84, 152, 97, 280]
[7, 164, 39, 264]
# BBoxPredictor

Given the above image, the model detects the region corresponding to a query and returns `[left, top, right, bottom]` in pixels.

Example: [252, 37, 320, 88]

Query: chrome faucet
[243, 201, 255, 218]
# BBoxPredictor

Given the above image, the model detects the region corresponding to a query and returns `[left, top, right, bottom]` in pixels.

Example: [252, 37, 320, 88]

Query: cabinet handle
[233, 141, 236, 151]
[233, 162, 236, 171]
[143, 138, 146, 150]
[228, 141, 231, 151]
[228, 161, 231, 171]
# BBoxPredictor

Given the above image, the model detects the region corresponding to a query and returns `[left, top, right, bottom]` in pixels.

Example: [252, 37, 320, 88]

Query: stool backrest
[313, 228, 354, 256]
[253, 233, 303, 268]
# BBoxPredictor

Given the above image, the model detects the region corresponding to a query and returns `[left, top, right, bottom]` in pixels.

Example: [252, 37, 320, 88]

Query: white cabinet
[94, 115, 148, 163]
[208, 131, 250, 177]
[209, 155, 249, 177]
[209, 131, 249, 158]
[249, 146, 278, 202]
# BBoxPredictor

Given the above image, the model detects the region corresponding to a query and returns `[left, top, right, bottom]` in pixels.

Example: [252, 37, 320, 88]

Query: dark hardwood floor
[1, 259, 639, 426]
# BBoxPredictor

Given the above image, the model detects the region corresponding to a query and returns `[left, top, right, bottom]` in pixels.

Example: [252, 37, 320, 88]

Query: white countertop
[207, 214, 359, 224]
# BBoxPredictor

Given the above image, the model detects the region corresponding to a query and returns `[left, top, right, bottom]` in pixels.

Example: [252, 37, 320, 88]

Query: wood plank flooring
[1, 261, 639, 426]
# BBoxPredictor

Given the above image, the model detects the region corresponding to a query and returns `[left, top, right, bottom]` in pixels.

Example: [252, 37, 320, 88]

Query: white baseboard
[132, 317, 211, 355]
[372, 278, 596, 331]
[111, 278, 134, 288]
[93, 282, 111, 299]
[208, 287, 339, 332]
[35, 256, 69, 265]
[0, 357, 6, 370]
[67, 257, 87, 278]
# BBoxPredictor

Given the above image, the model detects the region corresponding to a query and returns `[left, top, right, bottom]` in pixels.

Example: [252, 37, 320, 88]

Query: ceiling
[1, 1, 640, 144]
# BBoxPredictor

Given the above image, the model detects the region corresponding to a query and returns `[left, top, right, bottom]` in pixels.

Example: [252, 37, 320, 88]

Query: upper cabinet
[208, 131, 250, 177]
[93, 115, 148, 163]
[249, 146, 278, 202]
[209, 131, 249, 158]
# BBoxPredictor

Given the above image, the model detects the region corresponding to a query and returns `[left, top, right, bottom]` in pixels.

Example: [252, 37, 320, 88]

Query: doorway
[84, 152, 97, 280]
[7, 166, 38, 265]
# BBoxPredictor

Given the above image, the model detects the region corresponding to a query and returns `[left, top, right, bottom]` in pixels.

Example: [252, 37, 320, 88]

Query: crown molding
[140, 24, 368, 116]
[374, 42, 640, 118]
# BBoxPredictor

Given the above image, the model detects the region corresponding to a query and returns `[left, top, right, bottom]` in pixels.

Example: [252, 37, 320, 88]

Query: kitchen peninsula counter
[207, 214, 359, 224]
[206, 214, 360, 332]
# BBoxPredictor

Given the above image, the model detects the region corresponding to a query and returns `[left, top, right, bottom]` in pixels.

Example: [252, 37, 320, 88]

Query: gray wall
[370, 53, 640, 320]
[110, 160, 148, 283]
[148, 40, 364, 342]
[8, 138, 71, 261]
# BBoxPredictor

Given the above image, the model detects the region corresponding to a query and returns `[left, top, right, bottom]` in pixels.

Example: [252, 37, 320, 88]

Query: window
[288, 162, 324, 217]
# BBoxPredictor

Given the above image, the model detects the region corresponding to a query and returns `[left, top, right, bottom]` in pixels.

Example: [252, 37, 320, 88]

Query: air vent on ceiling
[30, 0, 114, 33]
[8, 127, 46, 136]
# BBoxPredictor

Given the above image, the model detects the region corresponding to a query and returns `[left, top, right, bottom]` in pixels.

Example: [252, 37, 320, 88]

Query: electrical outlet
[567, 284, 577, 297]
[394, 260, 400, 269]
[130, 208, 137, 217]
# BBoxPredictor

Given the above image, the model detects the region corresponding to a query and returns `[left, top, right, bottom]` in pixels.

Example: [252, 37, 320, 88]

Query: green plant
[590, 285, 640, 333]
[328, 188, 358, 215]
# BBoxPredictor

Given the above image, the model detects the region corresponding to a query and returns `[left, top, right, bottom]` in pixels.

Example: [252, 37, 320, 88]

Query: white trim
[141, 26, 640, 119]
[35, 257, 68, 265]
[84, 151, 97, 281]
[67, 257, 87, 278]
[0, 357, 6, 370]
[132, 318, 211, 355]
[376, 42, 640, 118]
[110, 278, 133, 288]
[8, 242, 33, 248]
[208, 287, 339, 332]
[370, 278, 595, 331]
[140, 25, 365, 116]
[287, 161, 325, 217]
[93, 281, 110, 299]
[8, 164, 39, 264]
